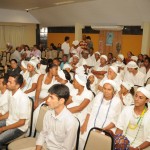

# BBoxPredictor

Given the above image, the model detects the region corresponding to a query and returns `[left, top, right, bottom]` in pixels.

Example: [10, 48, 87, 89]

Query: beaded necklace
[124, 107, 147, 145]
[94, 97, 112, 128]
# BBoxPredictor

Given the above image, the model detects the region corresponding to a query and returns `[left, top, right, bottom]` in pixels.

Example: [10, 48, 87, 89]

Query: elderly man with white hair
[123, 61, 146, 86]
[116, 86, 150, 150]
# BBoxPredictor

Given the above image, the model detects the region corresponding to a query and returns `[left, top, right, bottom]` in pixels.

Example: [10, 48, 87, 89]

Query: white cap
[131, 56, 138, 62]
[82, 50, 89, 54]
[63, 64, 72, 70]
[118, 54, 124, 61]
[72, 40, 79, 46]
[75, 74, 87, 86]
[100, 55, 108, 61]
[137, 87, 150, 99]
[102, 80, 117, 91]
[109, 66, 118, 74]
[121, 82, 134, 91]
[58, 70, 66, 80]
[127, 61, 138, 69]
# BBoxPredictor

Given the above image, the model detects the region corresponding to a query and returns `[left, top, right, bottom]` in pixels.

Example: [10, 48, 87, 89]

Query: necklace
[124, 107, 147, 146]
[94, 97, 112, 128]
[128, 107, 147, 130]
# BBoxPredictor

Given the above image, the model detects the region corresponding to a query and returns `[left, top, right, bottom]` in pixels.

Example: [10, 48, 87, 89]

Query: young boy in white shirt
[36, 84, 79, 150]
[0, 74, 31, 149]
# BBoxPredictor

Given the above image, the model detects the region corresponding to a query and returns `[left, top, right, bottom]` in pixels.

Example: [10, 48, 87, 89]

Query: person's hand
[0, 127, 4, 133]
[34, 102, 38, 110]
[129, 147, 138, 150]
[80, 123, 87, 134]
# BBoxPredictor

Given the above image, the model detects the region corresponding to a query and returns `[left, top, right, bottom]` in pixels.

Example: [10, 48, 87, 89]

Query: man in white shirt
[0, 74, 31, 148]
[61, 36, 70, 56]
[36, 84, 78, 150]
[0, 75, 9, 116]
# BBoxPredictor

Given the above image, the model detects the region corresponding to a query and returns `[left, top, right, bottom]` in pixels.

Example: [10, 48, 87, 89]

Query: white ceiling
[0, 0, 150, 27]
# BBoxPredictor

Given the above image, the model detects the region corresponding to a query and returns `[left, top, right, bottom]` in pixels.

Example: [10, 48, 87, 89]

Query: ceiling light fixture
[25, 7, 39, 12]
[91, 25, 124, 31]
[54, 1, 75, 5]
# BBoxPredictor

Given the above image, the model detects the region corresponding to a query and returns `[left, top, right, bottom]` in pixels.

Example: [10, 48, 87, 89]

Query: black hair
[10, 59, 18, 64]
[53, 57, 60, 62]
[40, 58, 48, 65]
[0, 74, 9, 85]
[86, 79, 96, 97]
[86, 36, 91, 40]
[33, 45, 38, 48]
[145, 57, 150, 63]
[46, 63, 57, 73]
[64, 36, 70, 41]
[9, 74, 23, 87]
[48, 84, 70, 102]
[130, 87, 135, 96]
[63, 54, 68, 58]
[62, 70, 71, 82]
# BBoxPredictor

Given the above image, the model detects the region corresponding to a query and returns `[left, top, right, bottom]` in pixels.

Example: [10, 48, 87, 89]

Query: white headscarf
[102, 80, 117, 91]
[21, 61, 28, 69]
[137, 87, 150, 99]
[63, 64, 72, 70]
[58, 70, 66, 80]
[76, 66, 85, 75]
[127, 61, 138, 68]
[122, 82, 134, 91]
[118, 54, 124, 61]
[75, 74, 87, 87]
[100, 55, 108, 61]
[109, 66, 118, 74]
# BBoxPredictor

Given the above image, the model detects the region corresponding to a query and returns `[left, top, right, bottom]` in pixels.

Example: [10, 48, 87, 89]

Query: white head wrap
[82, 50, 89, 54]
[75, 74, 87, 86]
[73, 54, 79, 59]
[118, 54, 124, 61]
[21, 61, 28, 69]
[127, 61, 138, 69]
[28, 60, 38, 69]
[121, 82, 134, 91]
[102, 80, 117, 91]
[63, 64, 72, 70]
[100, 55, 108, 61]
[58, 70, 66, 80]
[145, 84, 150, 91]
[131, 56, 138, 62]
[72, 40, 79, 46]
[95, 51, 100, 55]
[76, 66, 85, 75]
[109, 66, 118, 74]
[87, 73, 98, 85]
[71, 49, 77, 54]
[137, 87, 150, 99]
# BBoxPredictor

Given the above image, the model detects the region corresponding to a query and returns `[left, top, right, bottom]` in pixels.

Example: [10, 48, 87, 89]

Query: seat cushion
[8, 137, 36, 150]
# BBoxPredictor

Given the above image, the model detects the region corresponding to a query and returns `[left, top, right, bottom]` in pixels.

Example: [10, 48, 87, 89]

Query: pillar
[75, 23, 84, 41]
[141, 22, 150, 55]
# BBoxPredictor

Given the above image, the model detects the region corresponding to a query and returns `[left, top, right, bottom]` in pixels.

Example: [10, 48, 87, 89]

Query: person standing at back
[61, 36, 70, 57]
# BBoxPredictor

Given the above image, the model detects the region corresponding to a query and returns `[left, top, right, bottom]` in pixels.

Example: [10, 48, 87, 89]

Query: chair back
[35, 104, 49, 133]
[84, 127, 114, 150]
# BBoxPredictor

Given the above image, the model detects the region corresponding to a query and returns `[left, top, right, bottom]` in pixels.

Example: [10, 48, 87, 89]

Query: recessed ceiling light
[54, 1, 74, 5]
[25, 7, 39, 11]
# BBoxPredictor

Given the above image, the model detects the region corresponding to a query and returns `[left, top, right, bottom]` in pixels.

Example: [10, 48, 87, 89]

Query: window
[40, 27, 48, 47]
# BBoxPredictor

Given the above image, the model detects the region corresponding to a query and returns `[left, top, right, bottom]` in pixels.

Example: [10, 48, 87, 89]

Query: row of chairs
[7, 102, 114, 150]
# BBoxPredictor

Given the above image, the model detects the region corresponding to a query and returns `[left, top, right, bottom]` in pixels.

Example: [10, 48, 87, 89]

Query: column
[75, 23, 84, 41]
[141, 22, 150, 55]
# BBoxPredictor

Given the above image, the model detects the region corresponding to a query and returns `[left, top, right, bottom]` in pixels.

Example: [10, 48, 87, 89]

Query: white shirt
[79, 57, 93, 67]
[6, 89, 31, 132]
[67, 87, 93, 125]
[36, 107, 78, 150]
[123, 70, 145, 86]
[116, 106, 150, 148]
[61, 42, 70, 54]
[88, 92, 122, 130]
[0, 90, 10, 115]
[94, 64, 108, 72]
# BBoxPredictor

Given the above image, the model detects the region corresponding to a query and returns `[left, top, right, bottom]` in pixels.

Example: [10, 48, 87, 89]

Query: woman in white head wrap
[87, 73, 98, 94]
[91, 55, 108, 79]
[116, 87, 150, 149]
[20, 60, 29, 80]
[98, 65, 122, 92]
[79, 79, 123, 150]
[118, 82, 134, 106]
[66, 74, 94, 127]
[63, 63, 74, 80]
[21, 60, 39, 98]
